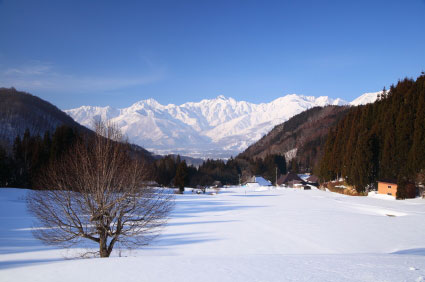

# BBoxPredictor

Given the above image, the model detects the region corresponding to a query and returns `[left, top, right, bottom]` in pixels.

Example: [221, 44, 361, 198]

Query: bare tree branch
[27, 121, 174, 257]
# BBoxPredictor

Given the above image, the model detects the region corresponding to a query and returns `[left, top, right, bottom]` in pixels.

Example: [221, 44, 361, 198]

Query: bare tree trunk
[27, 121, 174, 258]
[99, 231, 109, 258]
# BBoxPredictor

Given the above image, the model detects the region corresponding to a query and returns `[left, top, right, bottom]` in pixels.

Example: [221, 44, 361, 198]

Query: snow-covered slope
[349, 91, 380, 106]
[1, 187, 425, 282]
[65, 93, 374, 158]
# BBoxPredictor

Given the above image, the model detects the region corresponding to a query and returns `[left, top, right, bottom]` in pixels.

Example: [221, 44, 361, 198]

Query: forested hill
[0, 87, 154, 158]
[318, 74, 425, 197]
[0, 88, 157, 188]
[237, 105, 350, 172]
[0, 87, 87, 147]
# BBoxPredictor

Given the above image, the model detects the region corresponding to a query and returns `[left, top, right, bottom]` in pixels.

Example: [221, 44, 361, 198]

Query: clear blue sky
[1, 0, 424, 109]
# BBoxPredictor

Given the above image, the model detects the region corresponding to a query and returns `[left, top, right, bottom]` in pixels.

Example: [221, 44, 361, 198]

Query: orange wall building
[377, 181, 398, 197]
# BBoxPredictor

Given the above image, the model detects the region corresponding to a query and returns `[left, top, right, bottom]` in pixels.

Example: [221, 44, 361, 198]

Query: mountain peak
[349, 91, 380, 106]
[214, 95, 236, 103]
[66, 90, 379, 158]
[129, 98, 162, 109]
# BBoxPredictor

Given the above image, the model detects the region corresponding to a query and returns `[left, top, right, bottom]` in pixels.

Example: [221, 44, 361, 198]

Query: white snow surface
[64, 93, 375, 158]
[349, 91, 381, 106]
[1, 187, 425, 282]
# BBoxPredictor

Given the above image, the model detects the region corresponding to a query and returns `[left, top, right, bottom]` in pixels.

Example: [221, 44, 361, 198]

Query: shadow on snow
[391, 248, 425, 256]
[0, 190, 267, 270]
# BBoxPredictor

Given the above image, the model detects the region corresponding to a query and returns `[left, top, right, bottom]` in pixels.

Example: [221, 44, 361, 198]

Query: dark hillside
[318, 74, 425, 198]
[0, 87, 86, 146]
[0, 88, 155, 187]
[0, 87, 154, 161]
[237, 106, 350, 172]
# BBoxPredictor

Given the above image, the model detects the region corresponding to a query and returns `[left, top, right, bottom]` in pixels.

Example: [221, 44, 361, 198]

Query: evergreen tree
[290, 158, 299, 173]
[408, 80, 425, 174]
[154, 155, 179, 186]
[174, 161, 188, 193]
[318, 74, 425, 193]
[319, 129, 337, 181]
[396, 176, 416, 199]
[12, 134, 28, 187]
[350, 133, 379, 192]
[342, 110, 360, 179]
[260, 154, 287, 184]
[50, 126, 76, 160]
[0, 145, 11, 187]
[41, 131, 52, 165]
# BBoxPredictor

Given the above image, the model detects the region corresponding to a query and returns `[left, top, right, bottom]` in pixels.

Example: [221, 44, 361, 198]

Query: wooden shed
[377, 180, 398, 197]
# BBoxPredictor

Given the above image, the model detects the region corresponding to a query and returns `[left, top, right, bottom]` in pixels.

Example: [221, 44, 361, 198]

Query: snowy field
[1, 187, 425, 282]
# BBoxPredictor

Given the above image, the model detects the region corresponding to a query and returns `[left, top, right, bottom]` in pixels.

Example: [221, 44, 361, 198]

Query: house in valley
[277, 172, 305, 187]
[288, 180, 304, 188]
[377, 180, 398, 197]
[305, 175, 319, 187]
[245, 176, 272, 187]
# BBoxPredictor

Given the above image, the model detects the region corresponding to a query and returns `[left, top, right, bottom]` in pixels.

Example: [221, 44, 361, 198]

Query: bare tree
[27, 121, 173, 257]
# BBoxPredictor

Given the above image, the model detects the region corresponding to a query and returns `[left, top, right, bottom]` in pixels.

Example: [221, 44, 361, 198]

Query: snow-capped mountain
[65, 93, 376, 158]
[349, 91, 381, 106]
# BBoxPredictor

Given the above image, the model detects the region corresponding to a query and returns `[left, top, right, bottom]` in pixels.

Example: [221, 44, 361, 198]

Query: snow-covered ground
[1, 187, 425, 282]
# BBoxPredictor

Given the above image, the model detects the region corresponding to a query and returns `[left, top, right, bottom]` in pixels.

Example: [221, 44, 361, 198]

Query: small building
[212, 180, 223, 188]
[245, 176, 272, 187]
[305, 175, 319, 187]
[288, 180, 303, 188]
[377, 179, 398, 197]
[277, 172, 304, 186]
[306, 175, 319, 183]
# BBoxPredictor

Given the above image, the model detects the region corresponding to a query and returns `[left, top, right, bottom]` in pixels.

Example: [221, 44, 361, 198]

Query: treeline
[237, 154, 287, 183]
[0, 124, 289, 189]
[152, 153, 288, 188]
[153, 156, 239, 187]
[0, 126, 79, 188]
[238, 106, 350, 174]
[318, 74, 425, 198]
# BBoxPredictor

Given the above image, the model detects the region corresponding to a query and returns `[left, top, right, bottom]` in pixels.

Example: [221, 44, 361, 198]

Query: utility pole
[275, 167, 278, 188]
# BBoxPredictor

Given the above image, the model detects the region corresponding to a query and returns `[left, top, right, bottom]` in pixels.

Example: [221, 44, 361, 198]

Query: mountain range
[66, 92, 379, 158]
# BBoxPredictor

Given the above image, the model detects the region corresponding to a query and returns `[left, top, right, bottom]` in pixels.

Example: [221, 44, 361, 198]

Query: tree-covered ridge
[238, 105, 350, 173]
[0, 87, 86, 146]
[0, 125, 155, 188]
[318, 74, 425, 198]
[0, 88, 155, 188]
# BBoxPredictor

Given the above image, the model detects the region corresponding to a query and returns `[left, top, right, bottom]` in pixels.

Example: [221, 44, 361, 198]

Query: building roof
[378, 179, 397, 185]
[246, 176, 272, 186]
[277, 172, 303, 186]
[306, 175, 319, 183]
